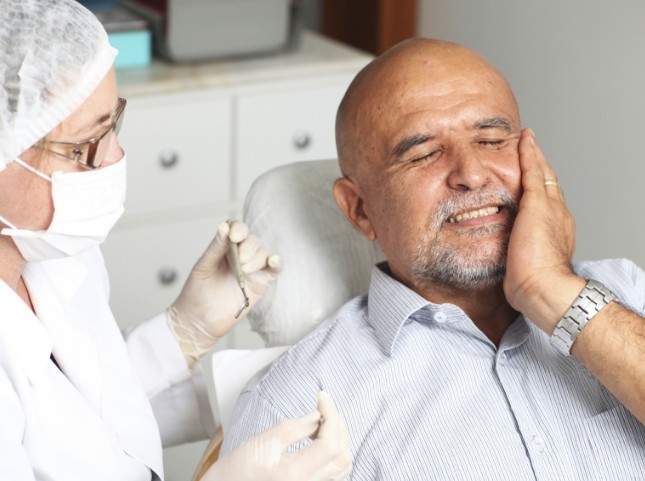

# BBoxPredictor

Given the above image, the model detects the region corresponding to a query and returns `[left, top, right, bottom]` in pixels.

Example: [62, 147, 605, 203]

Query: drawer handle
[159, 150, 179, 168]
[292, 131, 311, 150]
[158, 267, 178, 285]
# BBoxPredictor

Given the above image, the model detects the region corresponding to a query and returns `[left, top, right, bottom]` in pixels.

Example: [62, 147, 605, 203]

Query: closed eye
[480, 139, 504, 145]
[410, 149, 441, 164]
[477, 137, 518, 151]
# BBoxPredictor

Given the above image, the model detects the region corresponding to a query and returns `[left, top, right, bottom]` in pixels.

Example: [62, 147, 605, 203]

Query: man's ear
[333, 176, 376, 240]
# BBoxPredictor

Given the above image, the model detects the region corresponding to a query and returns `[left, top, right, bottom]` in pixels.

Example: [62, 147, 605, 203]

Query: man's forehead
[356, 61, 507, 124]
[337, 38, 518, 173]
[370, 77, 517, 130]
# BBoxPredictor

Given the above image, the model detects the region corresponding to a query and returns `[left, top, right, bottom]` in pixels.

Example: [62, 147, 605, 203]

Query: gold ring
[544, 179, 558, 187]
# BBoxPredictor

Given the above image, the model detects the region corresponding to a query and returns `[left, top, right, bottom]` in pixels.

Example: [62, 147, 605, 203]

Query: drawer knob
[159, 150, 179, 168]
[292, 131, 311, 150]
[158, 267, 178, 285]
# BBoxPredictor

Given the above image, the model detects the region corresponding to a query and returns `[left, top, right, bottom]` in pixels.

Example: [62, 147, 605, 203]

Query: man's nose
[445, 146, 490, 192]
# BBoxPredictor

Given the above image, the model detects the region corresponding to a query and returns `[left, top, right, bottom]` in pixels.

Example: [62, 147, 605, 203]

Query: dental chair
[191, 159, 384, 480]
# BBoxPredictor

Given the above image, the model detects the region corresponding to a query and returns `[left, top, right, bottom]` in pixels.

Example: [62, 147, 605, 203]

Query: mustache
[429, 189, 519, 229]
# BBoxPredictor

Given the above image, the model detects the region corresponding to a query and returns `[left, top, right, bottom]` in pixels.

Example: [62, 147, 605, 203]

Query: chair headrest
[243, 159, 385, 346]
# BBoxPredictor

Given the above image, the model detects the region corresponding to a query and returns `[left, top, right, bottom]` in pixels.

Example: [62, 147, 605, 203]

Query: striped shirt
[222, 258, 645, 480]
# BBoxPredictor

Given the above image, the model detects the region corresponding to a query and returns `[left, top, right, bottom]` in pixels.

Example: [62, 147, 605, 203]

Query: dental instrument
[230, 238, 250, 319]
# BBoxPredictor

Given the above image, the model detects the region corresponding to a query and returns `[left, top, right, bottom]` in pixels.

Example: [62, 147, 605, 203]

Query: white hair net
[0, 0, 117, 171]
[243, 159, 385, 347]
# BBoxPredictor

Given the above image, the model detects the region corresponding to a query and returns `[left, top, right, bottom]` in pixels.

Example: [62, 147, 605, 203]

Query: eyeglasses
[41, 97, 127, 169]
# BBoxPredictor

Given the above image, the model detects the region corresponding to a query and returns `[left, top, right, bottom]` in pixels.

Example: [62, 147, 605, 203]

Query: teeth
[448, 206, 499, 223]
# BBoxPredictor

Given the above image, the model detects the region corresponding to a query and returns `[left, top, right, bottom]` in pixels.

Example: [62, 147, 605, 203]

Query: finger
[526, 130, 558, 184]
[523, 131, 564, 200]
[518, 129, 546, 187]
[528, 139, 565, 202]
[237, 235, 265, 267]
[316, 391, 350, 444]
[245, 247, 282, 274]
[267, 254, 283, 273]
[544, 178, 564, 202]
[194, 222, 231, 270]
[238, 235, 279, 273]
[257, 410, 322, 450]
[227, 220, 250, 244]
[218, 221, 231, 237]
[519, 129, 560, 198]
[289, 393, 353, 478]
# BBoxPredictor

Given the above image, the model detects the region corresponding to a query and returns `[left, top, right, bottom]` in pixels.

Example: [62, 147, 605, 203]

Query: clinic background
[79, 1, 645, 480]
[311, 0, 645, 271]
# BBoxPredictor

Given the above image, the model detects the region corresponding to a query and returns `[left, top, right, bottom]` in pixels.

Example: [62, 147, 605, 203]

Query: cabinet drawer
[235, 83, 347, 199]
[118, 94, 232, 219]
[103, 214, 229, 328]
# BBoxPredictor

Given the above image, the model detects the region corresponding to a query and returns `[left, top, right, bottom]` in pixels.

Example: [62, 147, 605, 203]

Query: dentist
[0, 1, 351, 480]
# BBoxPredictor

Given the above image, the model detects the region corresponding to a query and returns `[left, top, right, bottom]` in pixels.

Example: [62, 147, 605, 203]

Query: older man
[222, 38, 645, 479]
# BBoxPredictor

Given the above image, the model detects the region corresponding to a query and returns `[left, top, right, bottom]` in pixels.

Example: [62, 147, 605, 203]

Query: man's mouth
[447, 206, 500, 223]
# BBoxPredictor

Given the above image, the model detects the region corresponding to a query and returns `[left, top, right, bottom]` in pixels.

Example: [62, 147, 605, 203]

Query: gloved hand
[168, 221, 281, 366]
[200, 391, 353, 481]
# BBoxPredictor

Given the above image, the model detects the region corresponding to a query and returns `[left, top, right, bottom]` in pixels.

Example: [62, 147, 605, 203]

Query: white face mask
[0, 155, 127, 262]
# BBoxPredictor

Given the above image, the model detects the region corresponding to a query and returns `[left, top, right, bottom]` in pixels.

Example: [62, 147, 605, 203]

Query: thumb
[289, 392, 353, 478]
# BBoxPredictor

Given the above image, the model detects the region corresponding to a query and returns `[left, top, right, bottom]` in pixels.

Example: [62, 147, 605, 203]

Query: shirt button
[433, 312, 447, 323]
[531, 435, 546, 453]
[498, 353, 507, 366]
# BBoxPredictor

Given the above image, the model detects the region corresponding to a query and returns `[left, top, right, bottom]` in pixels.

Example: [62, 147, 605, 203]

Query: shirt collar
[366, 263, 435, 355]
[366, 262, 530, 356]
[0, 280, 53, 382]
[24, 256, 87, 310]
[0, 257, 88, 383]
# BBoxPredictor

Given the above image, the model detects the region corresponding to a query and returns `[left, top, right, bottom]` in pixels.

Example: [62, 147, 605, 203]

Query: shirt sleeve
[124, 311, 216, 447]
[576, 258, 645, 315]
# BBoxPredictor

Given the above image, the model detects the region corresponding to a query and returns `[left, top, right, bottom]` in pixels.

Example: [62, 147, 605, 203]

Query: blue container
[89, 3, 152, 70]
[109, 29, 152, 69]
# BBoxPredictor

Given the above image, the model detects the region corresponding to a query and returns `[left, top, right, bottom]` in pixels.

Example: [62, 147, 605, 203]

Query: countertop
[116, 31, 373, 97]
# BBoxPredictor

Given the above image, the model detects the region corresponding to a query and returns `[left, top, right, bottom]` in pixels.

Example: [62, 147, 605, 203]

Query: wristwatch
[550, 279, 618, 356]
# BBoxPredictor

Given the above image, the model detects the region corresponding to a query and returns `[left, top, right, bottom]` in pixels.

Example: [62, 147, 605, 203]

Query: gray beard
[410, 190, 518, 291]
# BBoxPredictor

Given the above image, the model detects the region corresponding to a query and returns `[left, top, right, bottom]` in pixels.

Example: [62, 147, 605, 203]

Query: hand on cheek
[503, 129, 582, 331]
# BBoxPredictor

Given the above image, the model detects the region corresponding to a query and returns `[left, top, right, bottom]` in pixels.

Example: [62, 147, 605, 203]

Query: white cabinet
[235, 78, 353, 198]
[118, 92, 232, 219]
[102, 32, 372, 349]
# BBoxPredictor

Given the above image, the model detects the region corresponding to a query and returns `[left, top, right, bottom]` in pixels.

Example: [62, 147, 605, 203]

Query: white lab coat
[0, 248, 215, 481]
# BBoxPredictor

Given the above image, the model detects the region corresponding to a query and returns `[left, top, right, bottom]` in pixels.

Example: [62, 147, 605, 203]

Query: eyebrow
[72, 104, 117, 137]
[88, 112, 114, 133]
[392, 133, 436, 159]
[474, 117, 514, 132]
[96, 112, 113, 126]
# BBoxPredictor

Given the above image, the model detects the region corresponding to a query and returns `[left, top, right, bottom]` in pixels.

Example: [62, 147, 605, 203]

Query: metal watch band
[550, 279, 617, 356]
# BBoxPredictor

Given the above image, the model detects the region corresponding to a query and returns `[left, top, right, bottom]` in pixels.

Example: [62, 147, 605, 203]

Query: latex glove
[168, 221, 281, 366]
[201, 391, 353, 481]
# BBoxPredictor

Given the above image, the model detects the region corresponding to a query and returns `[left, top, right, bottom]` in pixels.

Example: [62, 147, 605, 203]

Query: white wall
[418, 0, 645, 268]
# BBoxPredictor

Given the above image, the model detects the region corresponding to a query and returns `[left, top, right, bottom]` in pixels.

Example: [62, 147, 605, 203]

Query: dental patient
[221, 37, 645, 479]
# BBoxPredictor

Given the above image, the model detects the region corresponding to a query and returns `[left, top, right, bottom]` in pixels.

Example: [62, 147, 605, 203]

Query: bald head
[335, 38, 519, 177]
